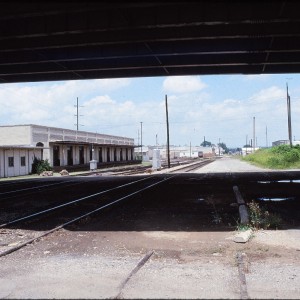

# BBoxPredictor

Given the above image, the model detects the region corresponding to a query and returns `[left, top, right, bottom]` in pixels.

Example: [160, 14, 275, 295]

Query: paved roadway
[193, 156, 267, 173]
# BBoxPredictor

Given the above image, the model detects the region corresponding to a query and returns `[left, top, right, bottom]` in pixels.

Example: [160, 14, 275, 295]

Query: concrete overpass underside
[1, 1, 300, 83]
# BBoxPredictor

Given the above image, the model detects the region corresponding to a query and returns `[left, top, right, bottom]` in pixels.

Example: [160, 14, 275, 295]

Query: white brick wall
[0, 125, 31, 145]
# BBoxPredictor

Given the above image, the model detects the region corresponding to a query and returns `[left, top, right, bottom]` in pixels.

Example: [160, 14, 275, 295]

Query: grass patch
[242, 144, 300, 169]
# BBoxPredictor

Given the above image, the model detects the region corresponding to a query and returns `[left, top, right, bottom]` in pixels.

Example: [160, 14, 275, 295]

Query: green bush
[31, 157, 52, 174]
[270, 144, 291, 155]
[242, 145, 300, 169]
[284, 148, 300, 162]
[266, 156, 282, 168]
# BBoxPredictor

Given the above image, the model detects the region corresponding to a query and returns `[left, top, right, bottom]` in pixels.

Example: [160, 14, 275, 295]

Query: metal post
[165, 95, 170, 168]
[140, 122, 143, 162]
[137, 129, 140, 160]
[287, 83, 292, 147]
[253, 117, 255, 152]
[76, 97, 79, 131]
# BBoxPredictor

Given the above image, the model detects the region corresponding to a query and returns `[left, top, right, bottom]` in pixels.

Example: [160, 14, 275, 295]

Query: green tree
[201, 140, 212, 147]
[218, 142, 229, 153]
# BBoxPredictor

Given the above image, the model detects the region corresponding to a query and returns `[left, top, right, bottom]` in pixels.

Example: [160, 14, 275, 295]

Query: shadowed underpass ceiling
[1, 1, 300, 83]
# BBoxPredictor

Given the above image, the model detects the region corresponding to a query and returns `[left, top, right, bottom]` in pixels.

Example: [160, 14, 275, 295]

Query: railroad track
[0, 179, 79, 200]
[0, 158, 218, 260]
[1, 173, 299, 298]
[109, 159, 214, 175]
[73, 159, 205, 176]
[0, 175, 176, 258]
[1, 169, 300, 298]
[0, 178, 103, 224]
[169, 158, 214, 173]
[0, 159, 215, 235]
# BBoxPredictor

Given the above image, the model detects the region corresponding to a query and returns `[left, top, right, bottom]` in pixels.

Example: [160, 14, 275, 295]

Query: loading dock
[0, 124, 135, 178]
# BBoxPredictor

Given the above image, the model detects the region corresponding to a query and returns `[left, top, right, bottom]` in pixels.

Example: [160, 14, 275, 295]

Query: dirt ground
[1, 223, 300, 299]
[1, 185, 300, 299]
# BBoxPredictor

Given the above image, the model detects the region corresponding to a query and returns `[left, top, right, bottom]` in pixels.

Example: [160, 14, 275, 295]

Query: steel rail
[115, 250, 154, 299]
[113, 160, 209, 176]
[0, 179, 92, 202]
[0, 178, 42, 186]
[169, 159, 213, 173]
[0, 179, 77, 196]
[0, 175, 175, 258]
[0, 176, 153, 228]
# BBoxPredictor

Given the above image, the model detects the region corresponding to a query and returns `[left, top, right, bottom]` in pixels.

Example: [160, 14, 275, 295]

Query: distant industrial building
[272, 140, 289, 146]
[134, 145, 219, 161]
[241, 146, 259, 156]
[272, 140, 300, 147]
[0, 124, 135, 178]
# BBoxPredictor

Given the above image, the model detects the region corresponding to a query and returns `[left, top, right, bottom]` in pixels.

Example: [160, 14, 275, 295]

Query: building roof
[0, 145, 49, 149]
[53, 140, 135, 148]
[0, 124, 134, 141]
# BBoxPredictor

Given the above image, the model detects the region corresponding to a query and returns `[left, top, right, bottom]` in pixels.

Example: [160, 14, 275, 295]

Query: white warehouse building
[0, 124, 135, 178]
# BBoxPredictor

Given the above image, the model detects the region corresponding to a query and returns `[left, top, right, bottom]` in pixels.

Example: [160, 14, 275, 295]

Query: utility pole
[165, 95, 170, 168]
[287, 83, 293, 147]
[253, 116, 256, 152]
[137, 129, 140, 159]
[218, 138, 220, 156]
[266, 126, 268, 148]
[74, 97, 84, 130]
[140, 122, 143, 161]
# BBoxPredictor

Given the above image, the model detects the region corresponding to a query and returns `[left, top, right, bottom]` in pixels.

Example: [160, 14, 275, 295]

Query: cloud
[0, 75, 298, 147]
[249, 86, 285, 103]
[243, 74, 271, 81]
[163, 76, 207, 94]
[85, 95, 115, 106]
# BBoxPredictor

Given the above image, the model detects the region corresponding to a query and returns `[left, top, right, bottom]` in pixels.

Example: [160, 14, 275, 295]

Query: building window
[21, 156, 26, 166]
[8, 157, 14, 167]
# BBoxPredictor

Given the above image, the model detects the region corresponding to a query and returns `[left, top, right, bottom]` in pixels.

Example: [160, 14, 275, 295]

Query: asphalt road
[193, 156, 268, 173]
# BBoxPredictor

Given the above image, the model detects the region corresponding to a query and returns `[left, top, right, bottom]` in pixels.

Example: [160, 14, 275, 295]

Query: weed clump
[248, 200, 282, 230]
[236, 200, 283, 231]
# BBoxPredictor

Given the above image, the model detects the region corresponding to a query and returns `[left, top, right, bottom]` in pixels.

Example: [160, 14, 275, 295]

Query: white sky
[0, 74, 299, 148]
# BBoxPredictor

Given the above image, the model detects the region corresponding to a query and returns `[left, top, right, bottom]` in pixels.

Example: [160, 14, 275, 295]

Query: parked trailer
[180, 151, 203, 158]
